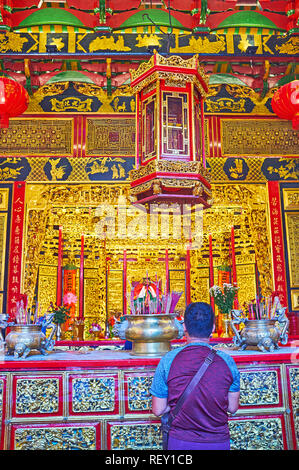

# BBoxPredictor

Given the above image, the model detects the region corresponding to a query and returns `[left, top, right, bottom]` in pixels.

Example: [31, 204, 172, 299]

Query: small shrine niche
[129, 52, 212, 208]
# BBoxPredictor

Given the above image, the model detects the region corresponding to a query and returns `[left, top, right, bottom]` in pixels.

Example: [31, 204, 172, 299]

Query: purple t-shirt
[150, 342, 240, 443]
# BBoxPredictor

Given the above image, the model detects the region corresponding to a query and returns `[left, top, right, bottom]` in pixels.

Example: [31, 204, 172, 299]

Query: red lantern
[272, 80, 299, 130]
[0, 76, 29, 128]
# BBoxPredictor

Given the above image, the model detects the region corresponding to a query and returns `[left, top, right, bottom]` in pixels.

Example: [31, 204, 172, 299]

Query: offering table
[0, 340, 298, 450]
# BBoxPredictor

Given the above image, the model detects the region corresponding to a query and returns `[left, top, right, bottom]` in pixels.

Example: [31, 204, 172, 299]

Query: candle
[56, 226, 63, 307]
[123, 250, 127, 315]
[79, 234, 84, 319]
[165, 249, 169, 294]
[209, 234, 214, 310]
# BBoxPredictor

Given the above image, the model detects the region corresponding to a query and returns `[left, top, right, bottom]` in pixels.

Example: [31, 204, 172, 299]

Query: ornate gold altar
[0, 347, 297, 450]
[22, 182, 273, 339]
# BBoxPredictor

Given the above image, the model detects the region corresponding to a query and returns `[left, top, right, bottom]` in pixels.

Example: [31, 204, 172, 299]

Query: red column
[79, 234, 84, 319]
[267, 182, 293, 330]
[7, 182, 25, 320]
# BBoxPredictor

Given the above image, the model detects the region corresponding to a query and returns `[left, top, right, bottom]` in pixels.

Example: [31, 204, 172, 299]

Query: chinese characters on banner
[268, 181, 288, 308]
[7, 182, 26, 319]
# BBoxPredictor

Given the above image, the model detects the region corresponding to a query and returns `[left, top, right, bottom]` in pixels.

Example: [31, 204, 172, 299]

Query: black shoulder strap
[168, 348, 217, 427]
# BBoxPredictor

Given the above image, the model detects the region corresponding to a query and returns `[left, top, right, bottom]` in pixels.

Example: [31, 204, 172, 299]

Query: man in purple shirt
[151, 302, 240, 450]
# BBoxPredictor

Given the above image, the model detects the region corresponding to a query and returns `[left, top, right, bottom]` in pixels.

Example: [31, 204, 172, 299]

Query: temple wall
[0, 111, 298, 336]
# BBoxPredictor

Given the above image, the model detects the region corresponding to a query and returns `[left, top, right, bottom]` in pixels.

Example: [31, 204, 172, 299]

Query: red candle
[186, 245, 191, 305]
[136, 94, 140, 170]
[56, 226, 63, 307]
[231, 226, 238, 308]
[165, 249, 169, 294]
[156, 273, 159, 314]
[209, 234, 214, 310]
[123, 250, 127, 315]
[79, 234, 84, 319]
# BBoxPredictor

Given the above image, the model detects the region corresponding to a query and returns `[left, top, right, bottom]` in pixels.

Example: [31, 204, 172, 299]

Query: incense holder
[5, 325, 49, 359]
[113, 314, 184, 357]
[230, 308, 289, 352]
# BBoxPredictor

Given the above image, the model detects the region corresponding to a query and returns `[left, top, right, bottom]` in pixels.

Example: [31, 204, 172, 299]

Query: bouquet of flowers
[210, 283, 239, 314]
[48, 302, 71, 325]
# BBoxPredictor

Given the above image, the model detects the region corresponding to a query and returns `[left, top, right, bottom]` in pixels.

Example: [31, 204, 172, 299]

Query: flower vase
[220, 311, 232, 338]
[56, 324, 62, 341]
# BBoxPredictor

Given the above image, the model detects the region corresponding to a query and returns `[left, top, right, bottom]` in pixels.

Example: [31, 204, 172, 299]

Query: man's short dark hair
[184, 302, 215, 338]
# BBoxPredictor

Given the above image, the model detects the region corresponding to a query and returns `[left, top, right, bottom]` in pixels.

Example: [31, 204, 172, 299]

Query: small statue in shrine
[132, 275, 161, 314]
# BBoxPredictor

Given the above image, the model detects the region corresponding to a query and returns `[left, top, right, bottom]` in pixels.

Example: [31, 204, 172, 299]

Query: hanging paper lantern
[271, 80, 299, 130]
[0, 76, 29, 128]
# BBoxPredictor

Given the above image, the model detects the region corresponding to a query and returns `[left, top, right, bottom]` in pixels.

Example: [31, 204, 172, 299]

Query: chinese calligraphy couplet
[7, 182, 25, 320]
[231, 225, 239, 308]
[268, 181, 288, 308]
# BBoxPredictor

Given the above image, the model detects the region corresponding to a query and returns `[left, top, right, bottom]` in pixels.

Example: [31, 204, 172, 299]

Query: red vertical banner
[231, 225, 239, 308]
[63, 268, 77, 330]
[7, 182, 26, 319]
[267, 182, 288, 308]
[56, 226, 63, 307]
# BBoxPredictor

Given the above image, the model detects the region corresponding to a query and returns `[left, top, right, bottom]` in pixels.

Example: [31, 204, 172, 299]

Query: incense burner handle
[274, 307, 289, 345]
[230, 309, 247, 347]
[113, 319, 128, 340]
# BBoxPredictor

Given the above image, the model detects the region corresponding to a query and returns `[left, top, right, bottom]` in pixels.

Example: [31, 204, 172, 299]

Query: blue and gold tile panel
[0, 156, 297, 183]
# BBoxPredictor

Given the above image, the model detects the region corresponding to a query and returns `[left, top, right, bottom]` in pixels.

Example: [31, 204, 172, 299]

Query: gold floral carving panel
[229, 417, 285, 450]
[221, 119, 299, 157]
[239, 370, 280, 407]
[13, 425, 97, 450]
[109, 422, 161, 450]
[126, 374, 154, 412]
[15, 378, 60, 415]
[71, 376, 116, 414]
[0, 119, 73, 156]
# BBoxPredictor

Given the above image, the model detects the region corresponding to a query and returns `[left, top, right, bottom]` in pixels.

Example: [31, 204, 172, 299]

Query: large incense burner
[6, 324, 48, 359]
[114, 313, 183, 357]
[113, 277, 184, 356]
[231, 307, 289, 352]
